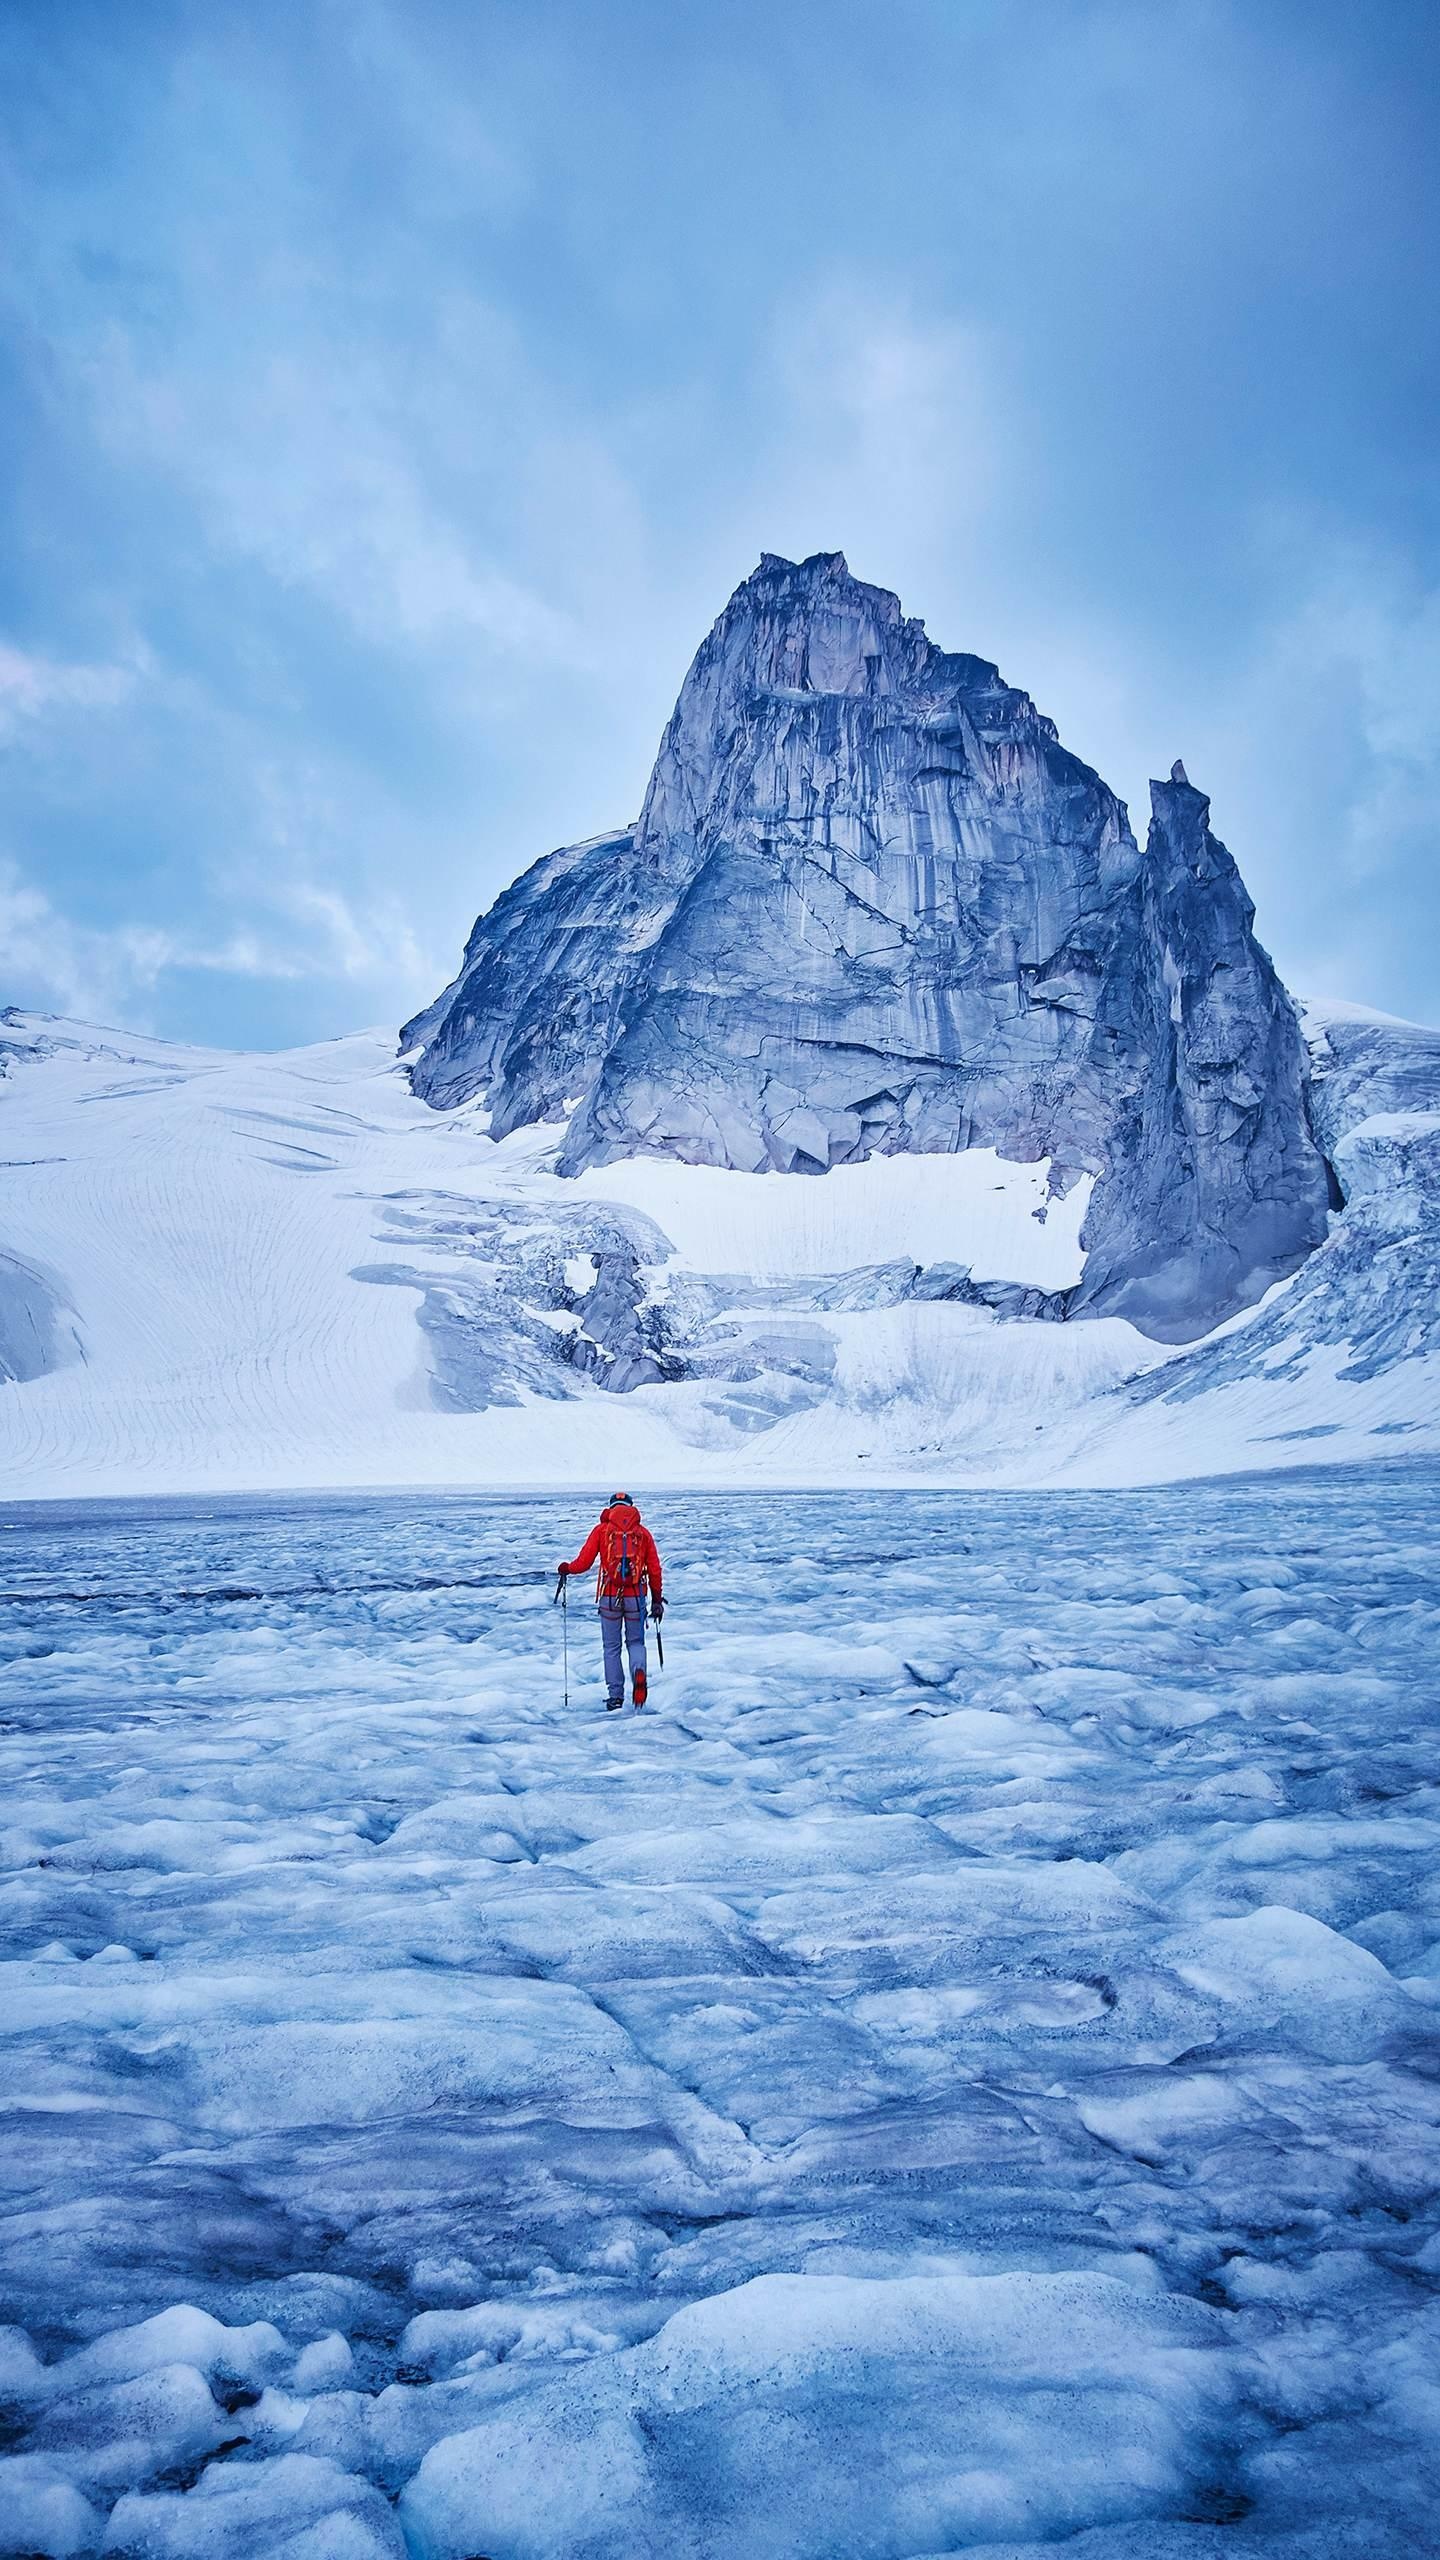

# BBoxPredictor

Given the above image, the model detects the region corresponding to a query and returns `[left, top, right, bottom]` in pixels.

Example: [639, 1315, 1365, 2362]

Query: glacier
[1, 1473, 1438, 2553]
[1, 992, 1437, 1500]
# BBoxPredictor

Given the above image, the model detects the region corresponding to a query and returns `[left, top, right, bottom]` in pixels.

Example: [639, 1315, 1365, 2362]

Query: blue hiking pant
[599, 1597, 647, 1702]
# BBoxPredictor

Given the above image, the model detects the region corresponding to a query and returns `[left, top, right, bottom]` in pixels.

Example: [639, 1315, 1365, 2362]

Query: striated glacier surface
[406, 552, 1331, 1342]
[2, 998, 1439, 1497]
[2, 1475, 1439, 2553]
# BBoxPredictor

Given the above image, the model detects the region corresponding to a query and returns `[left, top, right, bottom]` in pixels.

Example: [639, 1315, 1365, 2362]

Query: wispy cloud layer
[0, 646, 139, 737]
[1, 0, 1437, 1043]
[0, 851, 435, 1035]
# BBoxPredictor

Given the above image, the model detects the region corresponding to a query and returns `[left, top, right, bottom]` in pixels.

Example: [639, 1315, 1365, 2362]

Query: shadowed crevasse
[403, 553, 1331, 1341]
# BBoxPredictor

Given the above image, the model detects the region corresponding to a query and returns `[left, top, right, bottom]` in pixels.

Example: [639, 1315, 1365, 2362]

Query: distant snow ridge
[406, 552, 1331, 1342]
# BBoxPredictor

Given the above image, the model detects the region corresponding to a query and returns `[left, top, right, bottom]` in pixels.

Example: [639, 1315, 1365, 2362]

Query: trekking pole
[554, 1569, 569, 1708]
[652, 1599, 664, 1671]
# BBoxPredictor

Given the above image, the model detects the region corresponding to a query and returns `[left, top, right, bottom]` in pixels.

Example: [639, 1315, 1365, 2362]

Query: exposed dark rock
[1126, 1000, 1440, 1413]
[1068, 770, 1332, 1339]
[0, 1250, 82, 1384]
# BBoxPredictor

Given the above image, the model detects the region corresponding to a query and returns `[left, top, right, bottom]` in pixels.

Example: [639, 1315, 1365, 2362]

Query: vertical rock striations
[404, 553, 1331, 1339]
[1069, 766, 1333, 1337]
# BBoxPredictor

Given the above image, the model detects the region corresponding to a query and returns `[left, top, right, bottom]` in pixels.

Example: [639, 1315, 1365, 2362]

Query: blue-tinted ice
[1, 1473, 1438, 2556]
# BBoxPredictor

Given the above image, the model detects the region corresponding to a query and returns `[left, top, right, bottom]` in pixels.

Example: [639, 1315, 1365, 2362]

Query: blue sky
[2, 0, 1437, 1047]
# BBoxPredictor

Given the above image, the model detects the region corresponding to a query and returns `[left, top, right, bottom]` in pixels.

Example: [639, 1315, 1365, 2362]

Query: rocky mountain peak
[705, 548, 921, 699]
[718, 545, 1009, 700]
[632, 550, 1013, 856]
[403, 558, 1332, 1339]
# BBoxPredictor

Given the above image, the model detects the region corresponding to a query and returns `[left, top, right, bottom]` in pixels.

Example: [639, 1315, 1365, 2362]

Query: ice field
[2, 1471, 1439, 2557]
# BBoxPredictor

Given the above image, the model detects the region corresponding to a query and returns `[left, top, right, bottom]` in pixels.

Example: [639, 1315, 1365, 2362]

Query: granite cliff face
[405, 552, 1331, 1340]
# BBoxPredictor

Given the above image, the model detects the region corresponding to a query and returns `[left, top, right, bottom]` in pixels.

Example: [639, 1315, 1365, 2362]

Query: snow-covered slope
[0, 1013, 1143, 1496]
[3, 1000, 1438, 1499]
[568, 1148, 1094, 1292]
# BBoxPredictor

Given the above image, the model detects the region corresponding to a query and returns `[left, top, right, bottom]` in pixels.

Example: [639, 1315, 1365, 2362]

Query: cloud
[2, 0, 1435, 1045]
[1184, 520, 1440, 1019]
[86, 326, 585, 679]
[267, 878, 432, 992]
[1251, 534, 1440, 878]
[0, 855, 435, 1033]
[1, 864, 166, 1026]
[0, 645, 138, 739]
[747, 283, 1002, 584]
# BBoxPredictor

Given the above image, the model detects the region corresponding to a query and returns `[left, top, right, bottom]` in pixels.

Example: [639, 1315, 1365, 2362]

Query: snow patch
[572, 1148, 1094, 1289]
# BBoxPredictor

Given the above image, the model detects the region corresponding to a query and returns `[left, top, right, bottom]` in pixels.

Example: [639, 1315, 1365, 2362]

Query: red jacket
[562, 1501, 663, 1603]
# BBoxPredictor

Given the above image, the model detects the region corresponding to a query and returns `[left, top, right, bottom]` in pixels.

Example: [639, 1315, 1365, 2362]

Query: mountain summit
[404, 552, 1331, 1339]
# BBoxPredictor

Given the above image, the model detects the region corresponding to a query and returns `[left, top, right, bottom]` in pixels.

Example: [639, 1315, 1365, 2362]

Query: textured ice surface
[1, 1472, 1438, 2555]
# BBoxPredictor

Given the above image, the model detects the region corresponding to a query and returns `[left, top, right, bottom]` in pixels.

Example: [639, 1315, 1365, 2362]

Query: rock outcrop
[1066, 765, 1333, 1335]
[405, 552, 1331, 1339]
[1121, 999, 1440, 1430]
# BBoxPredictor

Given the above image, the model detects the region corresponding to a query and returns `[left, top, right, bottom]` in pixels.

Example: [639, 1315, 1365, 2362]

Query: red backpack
[597, 1502, 650, 1601]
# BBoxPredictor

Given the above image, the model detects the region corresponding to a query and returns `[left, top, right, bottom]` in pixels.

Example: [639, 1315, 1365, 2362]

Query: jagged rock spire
[404, 556, 1331, 1339]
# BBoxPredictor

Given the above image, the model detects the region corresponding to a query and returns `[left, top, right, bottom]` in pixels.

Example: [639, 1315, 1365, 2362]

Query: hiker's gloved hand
[554, 1563, 569, 1578]
[652, 1596, 665, 1620]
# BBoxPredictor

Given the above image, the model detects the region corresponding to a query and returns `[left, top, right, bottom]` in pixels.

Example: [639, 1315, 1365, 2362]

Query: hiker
[557, 1493, 664, 1710]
